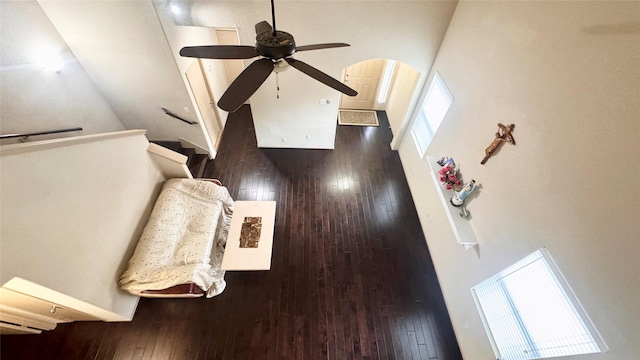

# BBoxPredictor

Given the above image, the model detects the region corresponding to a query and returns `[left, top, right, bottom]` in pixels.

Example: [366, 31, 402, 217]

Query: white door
[340, 59, 384, 110]
[214, 29, 245, 88]
[186, 59, 223, 149]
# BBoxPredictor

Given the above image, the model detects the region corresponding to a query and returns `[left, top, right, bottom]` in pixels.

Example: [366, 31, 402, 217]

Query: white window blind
[471, 248, 607, 360]
[411, 111, 433, 156]
[411, 73, 452, 157]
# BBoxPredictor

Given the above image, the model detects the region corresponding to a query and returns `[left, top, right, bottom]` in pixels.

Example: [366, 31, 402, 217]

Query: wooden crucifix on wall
[481, 123, 516, 165]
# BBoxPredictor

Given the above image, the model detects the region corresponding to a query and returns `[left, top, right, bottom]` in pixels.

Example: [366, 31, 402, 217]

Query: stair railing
[0, 127, 83, 141]
[162, 108, 198, 125]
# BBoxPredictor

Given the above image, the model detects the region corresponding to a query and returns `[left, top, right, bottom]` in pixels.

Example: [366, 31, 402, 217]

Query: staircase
[151, 141, 209, 178]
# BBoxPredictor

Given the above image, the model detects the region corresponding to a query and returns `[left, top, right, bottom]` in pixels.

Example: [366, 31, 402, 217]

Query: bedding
[119, 178, 234, 298]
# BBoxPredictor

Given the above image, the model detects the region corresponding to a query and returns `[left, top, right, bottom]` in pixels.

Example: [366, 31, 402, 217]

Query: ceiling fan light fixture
[179, 0, 357, 112]
[274, 59, 290, 73]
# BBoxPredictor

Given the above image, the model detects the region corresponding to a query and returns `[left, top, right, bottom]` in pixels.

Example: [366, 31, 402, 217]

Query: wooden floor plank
[1, 106, 461, 360]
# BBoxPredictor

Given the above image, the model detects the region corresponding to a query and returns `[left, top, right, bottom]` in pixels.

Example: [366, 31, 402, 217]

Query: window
[411, 73, 452, 157]
[377, 60, 396, 104]
[471, 248, 607, 360]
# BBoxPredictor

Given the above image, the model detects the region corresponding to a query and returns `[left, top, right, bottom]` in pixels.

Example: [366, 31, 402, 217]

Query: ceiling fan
[179, 0, 358, 113]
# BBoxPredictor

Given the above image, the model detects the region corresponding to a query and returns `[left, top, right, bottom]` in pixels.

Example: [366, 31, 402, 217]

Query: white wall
[0, 131, 168, 321]
[386, 62, 421, 136]
[156, 24, 221, 155]
[0, 1, 125, 143]
[398, 1, 640, 359]
[187, 0, 457, 148]
[36, 0, 209, 149]
[152, 0, 236, 154]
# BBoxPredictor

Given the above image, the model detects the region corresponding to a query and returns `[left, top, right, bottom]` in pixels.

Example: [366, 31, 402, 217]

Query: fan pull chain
[276, 71, 280, 99]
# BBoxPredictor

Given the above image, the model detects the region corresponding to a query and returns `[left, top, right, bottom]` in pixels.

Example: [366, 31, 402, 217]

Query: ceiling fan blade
[255, 21, 273, 35]
[284, 58, 357, 96]
[218, 58, 275, 112]
[295, 43, 350, 52]
[179, 45, 258, 59]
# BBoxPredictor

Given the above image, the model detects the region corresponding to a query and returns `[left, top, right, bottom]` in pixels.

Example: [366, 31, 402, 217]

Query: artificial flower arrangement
[436, 156, 463, 191]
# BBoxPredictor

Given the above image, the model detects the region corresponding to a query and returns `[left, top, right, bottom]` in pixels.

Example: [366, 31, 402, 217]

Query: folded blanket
[119, 178, 234, 297]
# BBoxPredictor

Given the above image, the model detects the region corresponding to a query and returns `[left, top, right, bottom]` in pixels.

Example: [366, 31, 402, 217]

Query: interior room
[1, 0, 638, 359]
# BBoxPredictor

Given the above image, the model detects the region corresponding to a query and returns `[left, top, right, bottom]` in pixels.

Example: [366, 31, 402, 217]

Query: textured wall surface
[398, 1, 640, 358]
[0, 1, 125, 143]
[36, 0, 210, 149]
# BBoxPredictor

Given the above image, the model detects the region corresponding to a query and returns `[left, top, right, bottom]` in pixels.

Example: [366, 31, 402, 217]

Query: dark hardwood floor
[1, 105, 461, 360]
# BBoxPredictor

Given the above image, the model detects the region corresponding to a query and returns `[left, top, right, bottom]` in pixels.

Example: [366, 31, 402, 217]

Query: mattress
[119, 178, 234, 298]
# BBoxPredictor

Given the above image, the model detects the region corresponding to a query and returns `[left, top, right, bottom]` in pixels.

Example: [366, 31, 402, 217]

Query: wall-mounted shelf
[426, 156, 478, 251]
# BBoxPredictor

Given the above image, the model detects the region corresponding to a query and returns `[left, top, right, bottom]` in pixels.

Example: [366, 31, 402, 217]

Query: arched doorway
[340, 59, 422, 142]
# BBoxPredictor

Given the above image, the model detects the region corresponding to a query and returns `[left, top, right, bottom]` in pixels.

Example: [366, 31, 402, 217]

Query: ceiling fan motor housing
[256, 30, 296, 59]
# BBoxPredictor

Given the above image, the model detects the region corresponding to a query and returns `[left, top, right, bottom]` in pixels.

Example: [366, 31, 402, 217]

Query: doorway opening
[341, 59, 422, 139]
[340, 58, 389, 110]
